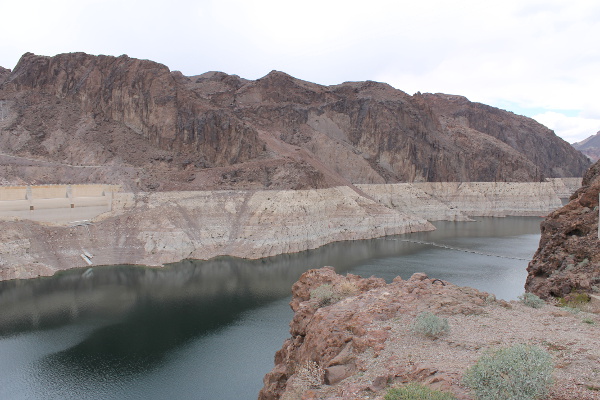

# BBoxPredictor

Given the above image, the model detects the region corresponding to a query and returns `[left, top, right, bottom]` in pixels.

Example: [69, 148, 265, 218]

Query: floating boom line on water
[387, 239, 531, 261]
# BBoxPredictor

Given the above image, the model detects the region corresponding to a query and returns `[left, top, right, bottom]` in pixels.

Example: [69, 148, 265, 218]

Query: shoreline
[0, 180, 580, 281]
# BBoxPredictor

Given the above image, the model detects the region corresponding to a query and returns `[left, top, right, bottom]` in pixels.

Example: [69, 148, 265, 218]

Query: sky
[1, 0, 599, 144]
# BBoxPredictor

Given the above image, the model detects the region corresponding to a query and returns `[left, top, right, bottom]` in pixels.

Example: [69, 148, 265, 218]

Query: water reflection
[0, 217, 543, 400]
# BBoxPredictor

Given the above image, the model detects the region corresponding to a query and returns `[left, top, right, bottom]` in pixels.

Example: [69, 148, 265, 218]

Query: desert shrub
[281, 361, 324, 400]
[558, 291, 591, 308]
[310, 280, 360, 308]
[384, 382, 456, 400]
[582, 316, 596, 325]
[310, 284, 338, 307]
[518, 293, 546, 309]
[463, 344, 553, 400]
[336, 279, 359, 297]
[411, 311, 449, 339]
[485, 294, 496, 304]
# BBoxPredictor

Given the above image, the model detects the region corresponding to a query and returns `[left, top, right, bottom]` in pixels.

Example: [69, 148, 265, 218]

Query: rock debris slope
[0, 52, 590, 190]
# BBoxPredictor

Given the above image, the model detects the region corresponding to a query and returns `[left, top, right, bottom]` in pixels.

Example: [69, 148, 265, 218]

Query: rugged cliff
[526, 160, 600, 298]
[260, 268, 600, 400]
[0, 52, 590, 191]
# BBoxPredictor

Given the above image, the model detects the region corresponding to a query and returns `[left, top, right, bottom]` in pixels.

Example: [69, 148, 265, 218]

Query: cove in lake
[0, 217, 542, 400]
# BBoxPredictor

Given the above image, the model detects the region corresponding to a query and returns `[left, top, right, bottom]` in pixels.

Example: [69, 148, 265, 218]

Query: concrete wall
[0, 186, 27, 201]
[0, 184, 120, 223]
[31, 185, 69, 199]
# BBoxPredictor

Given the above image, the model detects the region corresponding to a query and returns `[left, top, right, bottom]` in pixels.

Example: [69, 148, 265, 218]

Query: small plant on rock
[310, 284, 338, 307]
[411, 311, 449, 339]
[518, 292, 546, 309]
[463, 344, 553, 400]
[558, 291, 591, 311]
[384, 382, 457, 400]
[582, 316, 596, 325]
[281, 361, 324, 400]
[336, 279, 359, 298]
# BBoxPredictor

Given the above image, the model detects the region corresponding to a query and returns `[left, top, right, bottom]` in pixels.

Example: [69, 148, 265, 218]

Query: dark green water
[0, 217, 542, 400]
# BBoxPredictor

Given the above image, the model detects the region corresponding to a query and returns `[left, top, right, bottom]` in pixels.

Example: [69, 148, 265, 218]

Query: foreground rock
[526, 160, 600, 298]
[260, 268, 600, 400]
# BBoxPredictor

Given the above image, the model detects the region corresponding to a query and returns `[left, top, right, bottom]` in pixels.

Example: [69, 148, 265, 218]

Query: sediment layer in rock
[0, 186, 433, 280]
[0, 180, 574, 281]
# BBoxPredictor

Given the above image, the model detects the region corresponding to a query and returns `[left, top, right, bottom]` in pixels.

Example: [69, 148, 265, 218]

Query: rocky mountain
[573, 132, 600, 162]
[526, 160, 600, 298]
[0, 52, 590, 191]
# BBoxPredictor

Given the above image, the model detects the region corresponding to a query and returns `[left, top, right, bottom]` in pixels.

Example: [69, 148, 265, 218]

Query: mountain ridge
[0, 52, 590, 191]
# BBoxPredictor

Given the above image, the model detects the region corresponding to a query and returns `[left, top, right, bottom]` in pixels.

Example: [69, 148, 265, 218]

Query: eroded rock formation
[0, 180, 576, 281]
[0, 52, 590, 191]
[526, 160, 600, 298]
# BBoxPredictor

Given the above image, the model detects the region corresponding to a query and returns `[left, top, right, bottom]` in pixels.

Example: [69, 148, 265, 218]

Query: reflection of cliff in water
[0, 216, 543, 340]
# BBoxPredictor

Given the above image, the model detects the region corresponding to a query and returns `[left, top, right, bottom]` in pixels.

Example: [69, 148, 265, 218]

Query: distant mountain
[0, 52, 591, 190]
[572, 132, 600, 162]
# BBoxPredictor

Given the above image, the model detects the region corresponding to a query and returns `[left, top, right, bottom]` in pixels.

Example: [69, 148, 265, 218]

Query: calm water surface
[0, 217, 542, 400]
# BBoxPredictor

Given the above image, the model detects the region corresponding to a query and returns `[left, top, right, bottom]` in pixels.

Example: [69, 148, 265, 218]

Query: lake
[0, 217, 542, 400]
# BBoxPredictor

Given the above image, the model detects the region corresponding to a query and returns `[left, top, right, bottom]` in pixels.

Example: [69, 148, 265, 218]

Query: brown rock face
[261, 268, 600, 400]
[0, 52, 590, 190]
[420, 93, 591, 179]
[526, 160, 600, 298]
[0, 67, 10, 85]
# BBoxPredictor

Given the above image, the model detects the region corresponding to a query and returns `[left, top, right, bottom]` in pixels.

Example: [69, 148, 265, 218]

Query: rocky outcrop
[573, 131, 600, 162]
[526, 160, 600, 298]
[260, 268, 600, 400]
[0, 52, 590, 192]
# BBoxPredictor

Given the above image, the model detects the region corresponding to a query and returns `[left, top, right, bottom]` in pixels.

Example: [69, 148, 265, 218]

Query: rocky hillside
[0, 52, 590, 190]
[573, 132, 600, 162]
[260, 267, 600, 400]
[526, 160, 600, 298]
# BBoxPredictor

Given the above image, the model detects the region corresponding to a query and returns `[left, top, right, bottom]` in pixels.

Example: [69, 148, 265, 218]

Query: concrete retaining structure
[0, 184, 120, 223]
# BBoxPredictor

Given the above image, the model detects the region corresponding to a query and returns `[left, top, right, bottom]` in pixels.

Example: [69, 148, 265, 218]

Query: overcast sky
[1, 0, 599, 143]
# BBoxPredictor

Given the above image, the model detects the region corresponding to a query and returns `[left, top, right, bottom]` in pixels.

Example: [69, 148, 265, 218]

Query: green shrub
[518, 293, 546, 309]
[411, 311, 449, 339]
[582, 316, 596, 325]
[463, 344, 553, 400]
[310, 284, 338, 307]
[384, 382, 456, 400]
[558, 291, 591, 308]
